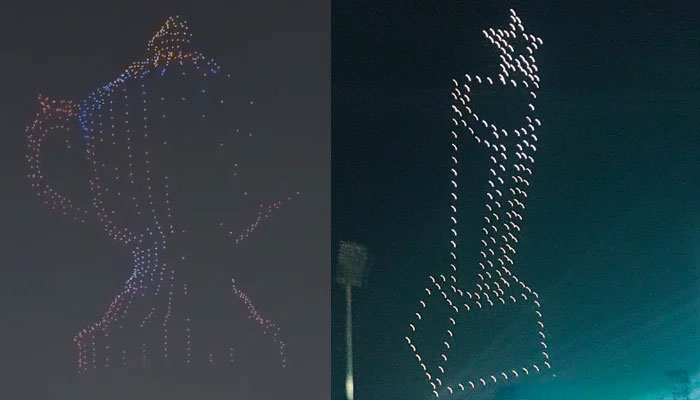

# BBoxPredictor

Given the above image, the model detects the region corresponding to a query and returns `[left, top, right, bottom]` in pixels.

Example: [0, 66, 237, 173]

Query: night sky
[0, 1, 328, 399]
[332, 1, 698, 399]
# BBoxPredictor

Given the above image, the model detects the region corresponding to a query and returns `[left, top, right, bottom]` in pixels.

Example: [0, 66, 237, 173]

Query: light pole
[335, 241, 369, 400]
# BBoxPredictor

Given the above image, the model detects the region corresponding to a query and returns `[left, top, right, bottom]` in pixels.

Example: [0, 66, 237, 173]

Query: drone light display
[405, 10, 551, 397]
[26, 16, 294, 374]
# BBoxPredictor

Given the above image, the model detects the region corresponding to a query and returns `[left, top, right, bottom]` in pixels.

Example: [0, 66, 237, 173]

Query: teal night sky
[332, 1, 699, 399]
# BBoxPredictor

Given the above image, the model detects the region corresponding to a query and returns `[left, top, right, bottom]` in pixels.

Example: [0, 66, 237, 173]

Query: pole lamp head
[335, 241, 370, 288]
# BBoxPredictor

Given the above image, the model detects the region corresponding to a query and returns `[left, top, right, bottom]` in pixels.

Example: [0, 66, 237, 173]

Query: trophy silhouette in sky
[405, 9, 551, 397]
[26, 16, 296, 374]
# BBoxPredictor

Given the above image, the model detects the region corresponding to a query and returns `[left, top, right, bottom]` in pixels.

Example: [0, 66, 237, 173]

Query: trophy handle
[26, 95, 92, 224]
[230, 194, 299, 245]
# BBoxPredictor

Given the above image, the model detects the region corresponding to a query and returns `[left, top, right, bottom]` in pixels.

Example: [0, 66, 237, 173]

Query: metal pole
[345, 282, 354, 400]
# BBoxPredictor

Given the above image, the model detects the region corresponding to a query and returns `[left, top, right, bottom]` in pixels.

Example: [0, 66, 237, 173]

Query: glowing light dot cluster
[232, 279, 287, 368]
[26, 98, 89, 223]
[221, 193, 301, 244]
[405, 10, 551, 397]
[26, 16, 294, 375]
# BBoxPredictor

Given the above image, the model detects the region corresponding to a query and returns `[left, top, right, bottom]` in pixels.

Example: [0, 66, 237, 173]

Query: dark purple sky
[0, 1, 329, 399]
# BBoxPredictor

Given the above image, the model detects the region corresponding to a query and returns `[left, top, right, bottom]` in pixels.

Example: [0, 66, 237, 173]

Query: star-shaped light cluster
[405, 10, 551, 397]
